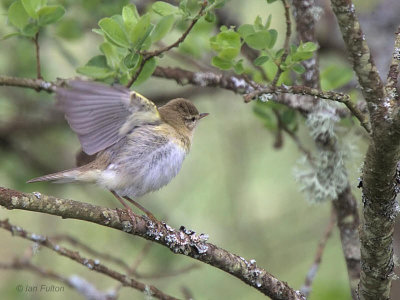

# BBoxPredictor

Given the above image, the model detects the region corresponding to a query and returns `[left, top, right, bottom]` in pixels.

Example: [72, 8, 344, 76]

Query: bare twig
[126, 1, 207, 88]
[301, 208, 336, 297]
[33, 32, 42, 80]
[50, 234, 131, 271]
[272, 108, 313, 162]
[0, 219, 180, 300]
[270, 0, 291, 87]
[0, 259, 111, 300]
[0, 75, 56, 92]
[0, 187, 305, 300]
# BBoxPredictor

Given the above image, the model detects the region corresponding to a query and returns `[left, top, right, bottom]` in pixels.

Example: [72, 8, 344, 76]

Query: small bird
[28, 80, 208, 222]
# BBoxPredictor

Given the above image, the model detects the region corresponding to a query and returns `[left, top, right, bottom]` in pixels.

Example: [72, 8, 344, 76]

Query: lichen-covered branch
[0, 219, 179, 300]
[330, 1, 400, 299]
[292, 2, 361, 299]
[330, 0, 384, 110]
[0, 187, 305, 300]
[0, 75, 56, 92]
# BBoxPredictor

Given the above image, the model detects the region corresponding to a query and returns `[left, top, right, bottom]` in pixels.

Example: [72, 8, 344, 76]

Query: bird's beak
[199, 113, 209, 119]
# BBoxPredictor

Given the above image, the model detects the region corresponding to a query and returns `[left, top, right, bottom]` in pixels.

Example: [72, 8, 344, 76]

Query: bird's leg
[123, 196, 160, 225]
[110, 191, 136, 224]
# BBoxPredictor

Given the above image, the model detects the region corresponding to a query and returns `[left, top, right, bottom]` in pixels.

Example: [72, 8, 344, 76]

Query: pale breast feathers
[56, 80, 161, 155]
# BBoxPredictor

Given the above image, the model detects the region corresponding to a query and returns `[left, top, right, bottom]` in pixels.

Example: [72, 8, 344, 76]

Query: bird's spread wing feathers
[56, 80, 161, 155]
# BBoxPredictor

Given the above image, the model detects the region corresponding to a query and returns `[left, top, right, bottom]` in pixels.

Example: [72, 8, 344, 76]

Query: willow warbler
[28, 80, 208, 222]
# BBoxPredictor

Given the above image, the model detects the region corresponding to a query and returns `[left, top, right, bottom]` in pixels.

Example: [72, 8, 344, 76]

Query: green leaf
[321, 65, 354, 90]
[264, 59, 278, 80]
[22, 23, 39, 37]
[275, 49, 284, 59]
[8, 1, 30, 30]
[266, 0, 278, 3]
[267, 29, 277, 48]
[211, 56, 232, 70]
[233, 59, 244, 74]
[254, 15, 263, 30]
[2, 32, 21, 40]
[130, 14, 151, 48]
[100, 42, 120, 69]
[122, 4, 139, 28]
[218, 47, 240, 60]
[99, 17, 129, 48]
[237, 24, 255, 38]
[254, 55, 269, 66]
[21, 0, 43, 19]
[123, 52, 141, 69]
[244, 31, 270, 50]
[77, 55, 114, 79]
[205, 12, 216, 23]
[92, 28, 104, 36]
[281, 109, 296, 125]
[292, 51, 314, 61]
[299, 41, 318, 52]
[210, 30, 241, 52]
[253, 102, 276, 130]
[38, 5, 65, 26]
[264, 15, 272, 29]
[133, 57, 157, 86]
[152, 1, 179, 16]
[150, 15, 175, 42]
[77, 66, 114, 79]
[292, 63, 306, 74]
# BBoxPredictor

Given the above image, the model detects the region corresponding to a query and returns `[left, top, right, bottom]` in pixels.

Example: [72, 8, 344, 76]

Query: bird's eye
[191, 117, 196, 122]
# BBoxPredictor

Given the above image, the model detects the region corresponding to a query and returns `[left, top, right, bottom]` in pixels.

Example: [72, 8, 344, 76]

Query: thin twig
[126, 1, 207, 88]
[0, 219, 180, 300]
[109, 242, 153, 299]
[33, 32, 42, 80]
[270, 0, 291, 87]
[246, 86, 371, 133]
[50, 234, 131, 271]
[300, 208, 336, 297]
[0, 259, 111, 300]
[272, 108, 313, 162]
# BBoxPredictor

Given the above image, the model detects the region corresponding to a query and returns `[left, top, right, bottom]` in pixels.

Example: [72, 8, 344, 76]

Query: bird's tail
[27, 168, 82, 184]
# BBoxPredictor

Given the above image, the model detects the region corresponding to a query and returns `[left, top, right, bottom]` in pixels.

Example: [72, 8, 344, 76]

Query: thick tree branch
[330, 1, 400, 299]
[329, 1, 384, 110]
[0, 187, 305, 300]
[293, 2, 361, 299]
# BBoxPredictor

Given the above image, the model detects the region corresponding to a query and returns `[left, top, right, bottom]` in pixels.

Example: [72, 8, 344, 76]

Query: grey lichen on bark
[330, 0, 400, 299]
[0, 187, 305, 300]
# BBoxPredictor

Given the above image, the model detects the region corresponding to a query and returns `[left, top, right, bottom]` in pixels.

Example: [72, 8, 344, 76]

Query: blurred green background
[0, 0, 393, 299]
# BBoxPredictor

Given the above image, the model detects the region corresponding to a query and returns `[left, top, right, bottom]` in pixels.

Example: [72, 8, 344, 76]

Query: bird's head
[159, 98, 209, 132]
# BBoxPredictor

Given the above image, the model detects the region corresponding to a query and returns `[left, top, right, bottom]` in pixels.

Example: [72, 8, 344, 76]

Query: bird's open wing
[56, 80, 161, 155]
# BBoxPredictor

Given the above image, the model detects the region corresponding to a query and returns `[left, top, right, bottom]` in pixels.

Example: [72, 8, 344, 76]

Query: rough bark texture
[293, 1, 361, 298]
[0, 187, 305, 300]
[330, 1, 400, 299]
